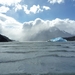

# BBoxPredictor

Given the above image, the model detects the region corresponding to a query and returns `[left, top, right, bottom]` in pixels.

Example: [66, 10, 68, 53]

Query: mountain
[63, 36, 75, 41]
[0, 34, 12, 42]
[28, 27, 72, 41]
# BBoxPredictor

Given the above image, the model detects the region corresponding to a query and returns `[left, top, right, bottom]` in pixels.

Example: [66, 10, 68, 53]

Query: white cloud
[15, 5, 50, 14]
[43, 6, 50, 10]
[0, 0, 22, 14]
[48, 0, 64, 4]
[0, 14, 75, 41]
[0, 6, 9, 13]
[23, 5, 43, 14]
[23, 5, 30, 14]
[23, 5, 50, 14]
[22, 18, 75, 41]
[0, 0, 21, 6]
[14, 4, 22, 12]
[0, 14, 23, 41]
[30, 5, 43, 14]
[52, 18, 75, 35]
[0, 0, 50, 14]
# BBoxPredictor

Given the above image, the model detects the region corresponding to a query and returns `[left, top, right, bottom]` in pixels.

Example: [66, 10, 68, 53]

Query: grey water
[0, 41, 75, 75]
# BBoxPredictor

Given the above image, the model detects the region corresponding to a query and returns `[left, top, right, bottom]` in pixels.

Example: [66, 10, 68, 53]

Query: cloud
[48, 0, 64, 4]
[0, 6, 9, 13]
[14, 4, 22, 12]
[0, 0, 50, 15]
[23, 5, 30, 14]
[0, 0, 21, 6]
[22, 18, 50, 41]
[23, 5, 43, 14]
[0, 14, 75, 41]
[43, 6, 50, 10]
[22, 18, 75, 41]
[0, 0, 22, 14]
[30, 5, 43, 14]
[23, 5, 51, 14]
[0, 14, 23, 40]
[53, 18, 75, 35]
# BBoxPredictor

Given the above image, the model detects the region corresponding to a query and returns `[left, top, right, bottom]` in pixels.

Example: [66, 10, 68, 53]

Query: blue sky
[0, 0, 75, 23]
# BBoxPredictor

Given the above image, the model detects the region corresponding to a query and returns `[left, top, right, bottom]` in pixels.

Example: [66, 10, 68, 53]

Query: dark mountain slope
[63, 36, 75, 41]
[0, 34, 12, 42]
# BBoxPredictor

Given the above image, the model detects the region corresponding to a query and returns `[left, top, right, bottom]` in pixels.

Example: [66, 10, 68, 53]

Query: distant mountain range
[29, 27, 73, 41]
[0, 27, 75, 42]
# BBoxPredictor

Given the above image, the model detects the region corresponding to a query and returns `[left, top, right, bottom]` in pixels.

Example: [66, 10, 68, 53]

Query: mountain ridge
[28, 27, 72, 41]
[0, 34, 13, 42]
